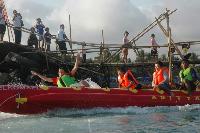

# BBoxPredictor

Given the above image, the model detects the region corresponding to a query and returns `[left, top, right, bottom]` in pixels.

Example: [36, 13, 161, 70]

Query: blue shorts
[158, 83, 170, 90]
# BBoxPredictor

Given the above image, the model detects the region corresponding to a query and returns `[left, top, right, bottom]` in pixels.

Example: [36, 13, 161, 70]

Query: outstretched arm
[31, 71, 53, 82]
[70, 53, 80, 76]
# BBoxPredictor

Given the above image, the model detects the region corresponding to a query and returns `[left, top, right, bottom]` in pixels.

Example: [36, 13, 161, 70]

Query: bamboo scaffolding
[130, 9, 177, 42]
[155, 17, 184, 59]
[103, 9, 177, 63]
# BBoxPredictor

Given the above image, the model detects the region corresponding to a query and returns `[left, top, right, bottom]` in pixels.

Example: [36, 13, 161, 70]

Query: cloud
[4, 0, 200, 59]
[48, 0, 151, 43]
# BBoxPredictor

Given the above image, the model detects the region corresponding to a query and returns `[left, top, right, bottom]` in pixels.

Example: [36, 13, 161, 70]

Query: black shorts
[57, 41, 67, 53]
[0, 24, 6, 34]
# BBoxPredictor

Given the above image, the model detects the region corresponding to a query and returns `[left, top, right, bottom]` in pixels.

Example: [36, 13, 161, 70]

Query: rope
[0, 93, 19, 108]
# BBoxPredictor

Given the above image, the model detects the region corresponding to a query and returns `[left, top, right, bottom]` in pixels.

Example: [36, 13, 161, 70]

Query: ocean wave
[43, 104, 200, 118]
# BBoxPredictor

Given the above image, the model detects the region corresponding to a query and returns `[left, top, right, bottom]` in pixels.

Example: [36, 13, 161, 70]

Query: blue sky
[3, 0, 200, 59]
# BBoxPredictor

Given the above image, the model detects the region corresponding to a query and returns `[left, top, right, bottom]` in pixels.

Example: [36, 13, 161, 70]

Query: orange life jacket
[153, 67, 169, 85]
[124, 70, 139, 89]
[118, 75, 126, 88]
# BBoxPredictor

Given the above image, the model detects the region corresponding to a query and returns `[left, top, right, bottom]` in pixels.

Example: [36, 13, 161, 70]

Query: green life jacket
[57, 75, 77, 87]
[179, 67, 193, 81]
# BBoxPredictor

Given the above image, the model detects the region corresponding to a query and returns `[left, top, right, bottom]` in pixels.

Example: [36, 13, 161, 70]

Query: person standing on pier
[57, 24, 68, 53]
[0, 6, 6, 43]
[27, 27, 38, 49]
[35, 18, 45, 50]
[12, 10, 23, 44]
[122, 31, 129, 63]
[44, 27, 52, 51]
[150, 34, 160, 59]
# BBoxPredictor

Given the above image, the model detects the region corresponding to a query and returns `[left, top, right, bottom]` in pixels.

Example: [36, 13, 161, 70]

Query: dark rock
[0, 72, 11, 84]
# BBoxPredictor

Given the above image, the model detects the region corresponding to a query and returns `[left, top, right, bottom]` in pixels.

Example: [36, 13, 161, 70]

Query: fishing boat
[0, 85, 200, 114]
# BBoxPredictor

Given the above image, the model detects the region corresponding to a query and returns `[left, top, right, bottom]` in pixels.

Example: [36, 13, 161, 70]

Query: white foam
[0, 112, 23, 120]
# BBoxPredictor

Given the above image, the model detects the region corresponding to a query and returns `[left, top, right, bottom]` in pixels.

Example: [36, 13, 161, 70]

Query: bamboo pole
[101, 29, 104, 45]
[68, 14, 74, 59]
[168, 29, 173, 83]
[165, 9, 173, 83]
[69, 14, 72, 49]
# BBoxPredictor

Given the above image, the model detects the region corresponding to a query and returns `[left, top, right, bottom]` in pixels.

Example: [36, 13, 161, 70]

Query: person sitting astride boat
[27, 27, 38, 49]
[122, 31, 130, 63]
[179, 59, 198, 95]
[152, 61, 172, 95]
[31, 53, 89, 88]
[117, 66, 142, 93]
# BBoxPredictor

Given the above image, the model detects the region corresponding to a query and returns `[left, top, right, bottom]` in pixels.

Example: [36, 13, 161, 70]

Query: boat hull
[0, 85, 200, 114]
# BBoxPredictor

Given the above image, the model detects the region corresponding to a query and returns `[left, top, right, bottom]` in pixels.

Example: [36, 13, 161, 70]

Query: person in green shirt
[31, 53, 89, 88]
[179, 59, 198, 94]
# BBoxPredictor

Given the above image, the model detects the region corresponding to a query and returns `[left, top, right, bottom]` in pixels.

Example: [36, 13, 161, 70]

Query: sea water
[0, 105, 200, 133]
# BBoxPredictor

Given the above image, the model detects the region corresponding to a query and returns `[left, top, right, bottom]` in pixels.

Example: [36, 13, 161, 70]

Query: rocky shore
[0, 42, 61, 85]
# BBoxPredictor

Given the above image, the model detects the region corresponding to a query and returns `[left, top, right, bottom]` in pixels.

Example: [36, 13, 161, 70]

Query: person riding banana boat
[117, 66, 142, 93]
[31, 53, 89, 88]
[152, 61, 173, 95]
[179, 59, 199, 94]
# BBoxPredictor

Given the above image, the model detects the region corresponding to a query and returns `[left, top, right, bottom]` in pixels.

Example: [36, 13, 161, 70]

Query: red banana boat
[0, 85, 199, 114]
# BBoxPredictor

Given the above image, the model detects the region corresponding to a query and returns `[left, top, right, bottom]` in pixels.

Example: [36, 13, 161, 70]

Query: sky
[3, 0, 200, 59]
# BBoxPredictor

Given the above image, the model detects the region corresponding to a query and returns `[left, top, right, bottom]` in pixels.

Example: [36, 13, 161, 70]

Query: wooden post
[101, 29, 104, 45]
[69, 14, 72, 45]
[165, 9, 173, 83]
[168, 29, 173, 83]
[100, 29, 105, 62]
[68, 14, 74, 59]
[44, 51, 49, 71]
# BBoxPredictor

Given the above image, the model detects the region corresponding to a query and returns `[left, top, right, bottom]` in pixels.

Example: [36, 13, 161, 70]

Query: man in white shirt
[0, 6, 6, 42]
[12, 10, 23, 44]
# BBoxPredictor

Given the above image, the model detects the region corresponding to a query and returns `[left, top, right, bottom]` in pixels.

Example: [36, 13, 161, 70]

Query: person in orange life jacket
[117, 66, 126, 88]
[152, 61, 171, 95]
[31, 53, 89, 87]
[117, 66, 142, 90]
